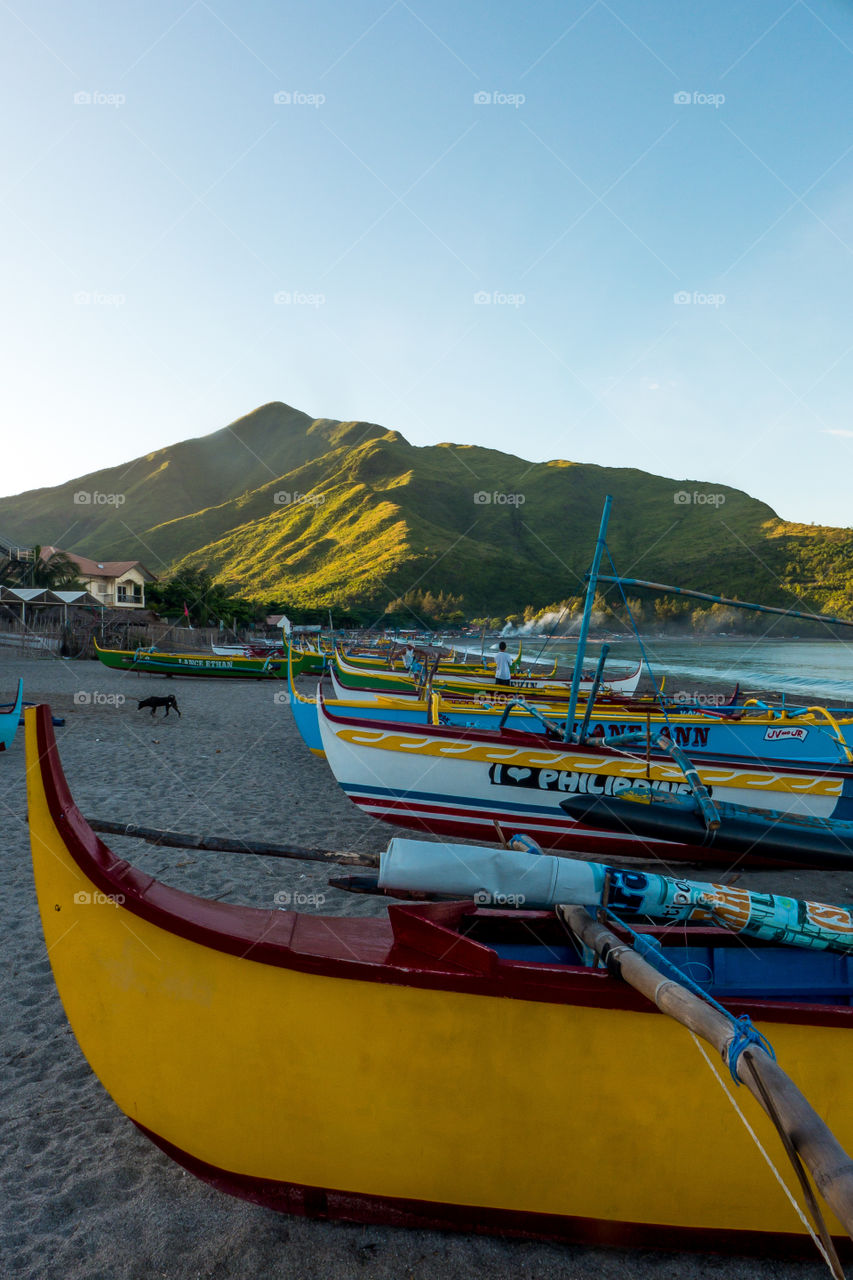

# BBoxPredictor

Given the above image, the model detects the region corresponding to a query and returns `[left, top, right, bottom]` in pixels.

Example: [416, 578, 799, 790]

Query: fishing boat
[332, 648, 644, 699]
[301, 664, 852, 767]
[340, 639, 532, 676]
[24, 703, 853, 1256]
[327, 661, 566, 706]
[213, 641, 325, 674]
[290, 652, 655, 756]
[289, 642, 326, 675]
[328, 659, 691, 711]
[93, 640, 316, 680]
[316, 692, 853, 866]
[0, 677, 23, 750]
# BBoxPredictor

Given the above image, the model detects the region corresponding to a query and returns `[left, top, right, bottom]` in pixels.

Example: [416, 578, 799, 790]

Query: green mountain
[2, 401, 852, 616]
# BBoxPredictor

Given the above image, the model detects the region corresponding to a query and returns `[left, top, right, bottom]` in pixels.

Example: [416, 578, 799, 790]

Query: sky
[2, 0, 853, 526]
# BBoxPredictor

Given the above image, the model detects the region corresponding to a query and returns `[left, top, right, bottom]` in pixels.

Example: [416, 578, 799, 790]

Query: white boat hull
[317, 698, 849, 862]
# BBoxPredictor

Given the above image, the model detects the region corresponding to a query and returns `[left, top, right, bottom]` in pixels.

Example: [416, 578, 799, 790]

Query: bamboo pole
[577, 643, 609, 743]
[557, 905, 853, 1242]
[87, 818, 379, 868]
[593, 575, 853, 630]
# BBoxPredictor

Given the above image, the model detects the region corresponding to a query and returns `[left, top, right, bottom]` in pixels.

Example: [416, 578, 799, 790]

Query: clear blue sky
[2, 0, 853, 525]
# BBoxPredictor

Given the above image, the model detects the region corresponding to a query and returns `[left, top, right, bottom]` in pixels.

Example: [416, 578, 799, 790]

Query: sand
[0, 652, 847, 1279]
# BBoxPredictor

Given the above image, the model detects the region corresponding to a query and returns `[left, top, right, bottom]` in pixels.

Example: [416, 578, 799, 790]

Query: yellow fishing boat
[25, 704, 853, 1256]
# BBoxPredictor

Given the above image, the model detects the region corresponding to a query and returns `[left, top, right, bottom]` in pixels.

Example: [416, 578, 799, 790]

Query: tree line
[6, 552, 850, 639]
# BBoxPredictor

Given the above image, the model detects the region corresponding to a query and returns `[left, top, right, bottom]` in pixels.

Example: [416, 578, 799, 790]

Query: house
[41, 547, 157, 609]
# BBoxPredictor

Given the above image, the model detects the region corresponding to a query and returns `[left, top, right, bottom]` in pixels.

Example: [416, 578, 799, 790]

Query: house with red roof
[41, 547, 157, 609]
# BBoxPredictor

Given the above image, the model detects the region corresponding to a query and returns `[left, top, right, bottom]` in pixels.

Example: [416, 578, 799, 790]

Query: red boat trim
[33, 705, 853, 1026]
[134, 1120, 849, 1259]
[343, 795, 792, 867]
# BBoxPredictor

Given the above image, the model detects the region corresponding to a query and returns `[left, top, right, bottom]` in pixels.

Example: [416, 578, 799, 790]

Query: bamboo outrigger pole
[88, 819, 379, 868]
[593, 575, 853, 629]
[557, 905, 853, 1251]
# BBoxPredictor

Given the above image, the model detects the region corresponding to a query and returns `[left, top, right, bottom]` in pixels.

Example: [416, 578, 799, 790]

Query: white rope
[689, 1032, 836, 1274]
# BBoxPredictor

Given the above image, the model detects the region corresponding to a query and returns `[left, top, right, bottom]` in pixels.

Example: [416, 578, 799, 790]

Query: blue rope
[726, 1015, 776, 1084]
[508, 833, 544, 855]
[605, 909, 776, 1085]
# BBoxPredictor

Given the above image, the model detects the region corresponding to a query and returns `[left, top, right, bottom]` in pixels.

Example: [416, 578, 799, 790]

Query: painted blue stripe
[337, 781, 558, 817]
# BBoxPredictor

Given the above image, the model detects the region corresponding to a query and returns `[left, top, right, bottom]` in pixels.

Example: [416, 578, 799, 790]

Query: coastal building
[40, 547, 157, 609]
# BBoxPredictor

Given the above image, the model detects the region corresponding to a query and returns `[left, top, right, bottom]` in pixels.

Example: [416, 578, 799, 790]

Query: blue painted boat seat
[492, 941, 852, 1005]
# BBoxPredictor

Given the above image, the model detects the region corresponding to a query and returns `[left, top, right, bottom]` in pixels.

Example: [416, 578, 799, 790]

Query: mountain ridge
[3, 402, 852, 615]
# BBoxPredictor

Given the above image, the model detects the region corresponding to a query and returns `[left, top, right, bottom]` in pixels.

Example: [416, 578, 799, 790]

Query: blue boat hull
[0, 679, 23, 751]
[289, 681, 853, 767]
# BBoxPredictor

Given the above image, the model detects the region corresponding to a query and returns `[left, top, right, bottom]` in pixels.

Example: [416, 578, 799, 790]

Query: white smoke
[502, 609, 606, 637]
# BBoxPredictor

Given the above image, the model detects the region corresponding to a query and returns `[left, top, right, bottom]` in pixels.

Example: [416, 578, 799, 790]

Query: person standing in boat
[493, 641, 513, 686]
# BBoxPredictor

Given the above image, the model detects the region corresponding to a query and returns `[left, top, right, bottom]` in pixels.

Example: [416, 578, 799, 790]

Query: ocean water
[468, 636, 853, 703]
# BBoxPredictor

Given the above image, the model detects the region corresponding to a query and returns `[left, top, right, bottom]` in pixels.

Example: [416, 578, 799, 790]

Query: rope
[603, 544, 672, 731]
[604, 910, 776, 1085]
[689, 1032, 838, 1275]
[726, 1014, 777, 1083]
[507, 833, 544, 856]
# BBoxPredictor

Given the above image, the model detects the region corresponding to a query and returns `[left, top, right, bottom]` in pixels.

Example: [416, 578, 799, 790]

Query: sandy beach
[1, 651, 848, 1279]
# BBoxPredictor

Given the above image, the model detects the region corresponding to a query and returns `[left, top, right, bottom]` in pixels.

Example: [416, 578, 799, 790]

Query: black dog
[136, 695, 181, 718]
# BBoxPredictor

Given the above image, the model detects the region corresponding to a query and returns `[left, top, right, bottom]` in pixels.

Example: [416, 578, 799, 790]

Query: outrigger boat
[332, 648, 644, 699]
[289, 651, 687, 757]
[25, 704, 853, 1257]
[93, 640, 317, 680]
[296, 662, 852, 766]
[316, 692, 853, 866]
[213, 641, 325, 673]
[340, 639, 530, 675]
[0, 677, 23, 750]
[327, 660, 646, 706]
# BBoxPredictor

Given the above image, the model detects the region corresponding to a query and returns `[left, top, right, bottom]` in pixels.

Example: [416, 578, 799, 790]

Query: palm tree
[26, 546, 85, 591]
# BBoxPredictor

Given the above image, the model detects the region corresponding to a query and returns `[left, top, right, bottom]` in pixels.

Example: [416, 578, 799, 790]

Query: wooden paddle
[557, 904, 853, 1257]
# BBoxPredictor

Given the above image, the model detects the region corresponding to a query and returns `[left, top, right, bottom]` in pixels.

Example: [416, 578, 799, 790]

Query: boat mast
[565, 495, 612, 742]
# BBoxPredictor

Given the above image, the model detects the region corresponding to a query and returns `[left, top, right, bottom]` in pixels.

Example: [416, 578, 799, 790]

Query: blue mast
[564, 495, 612, 742]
